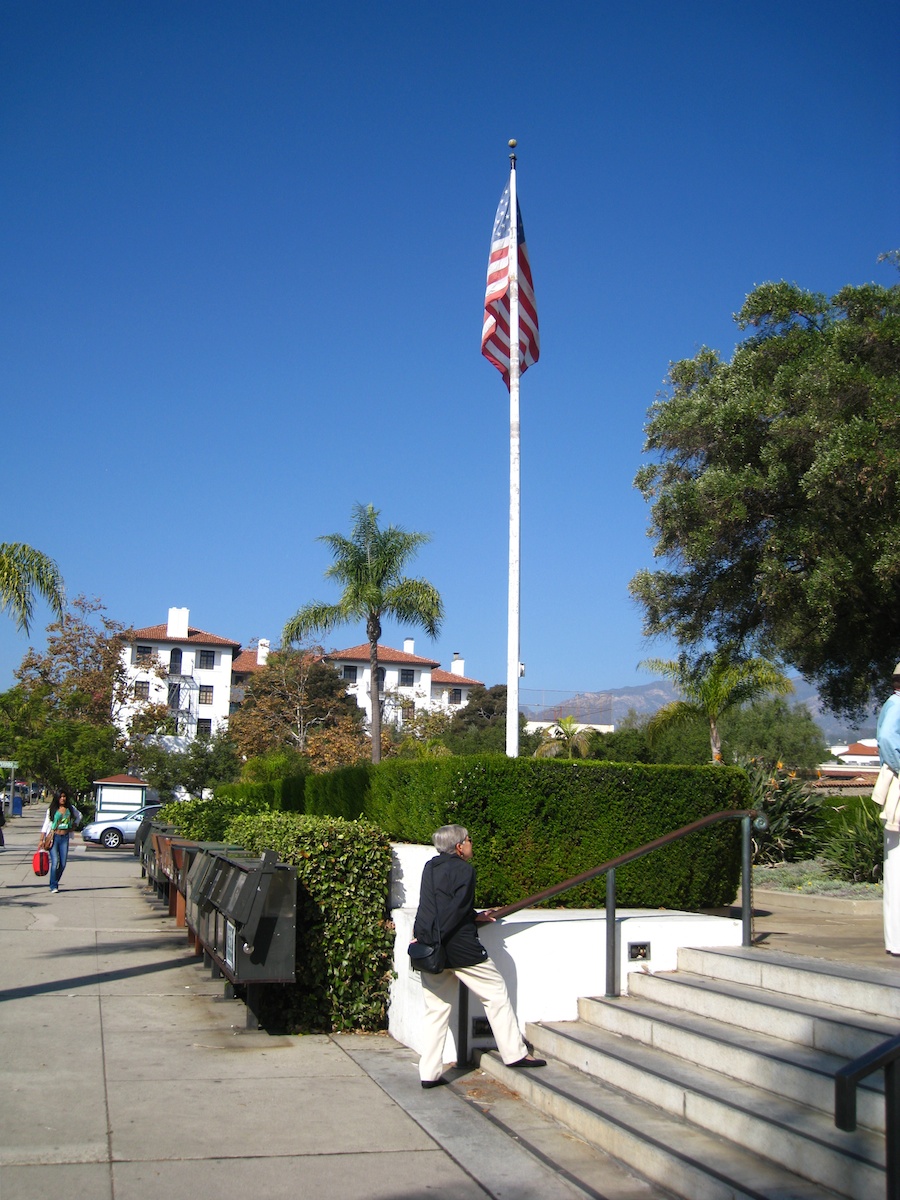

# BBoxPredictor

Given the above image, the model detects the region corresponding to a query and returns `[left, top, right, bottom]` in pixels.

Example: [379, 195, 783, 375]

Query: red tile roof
[431, 668, 483, 686]
[232, 649, 264, 674]
[325, 643, 440, 667]
[131, 624, 240, 649]
[93, 774, 150, 786]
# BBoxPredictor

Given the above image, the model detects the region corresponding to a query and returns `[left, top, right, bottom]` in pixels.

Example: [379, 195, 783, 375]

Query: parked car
[82, 805, 162, 849]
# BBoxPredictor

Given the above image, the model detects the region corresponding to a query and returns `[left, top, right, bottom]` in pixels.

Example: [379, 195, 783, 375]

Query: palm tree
[534, 715, 592, 759]
[0, 543, 65, 633]
[640, 651, 792, 763]
[282, 504, 443, 763]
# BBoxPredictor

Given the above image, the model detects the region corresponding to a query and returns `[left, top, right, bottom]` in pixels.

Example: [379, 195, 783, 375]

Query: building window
[198, 649, 215, 670]
[168, 682, 181, 710]
[135, 645, 153, 665]
[400, 668, 415, 687]
[199, 685, 213, 705]
[401, 702, 415, 722]
[134, 681, 150, 701]
[196, 718, 212, 737]
[376, 667, 385, 690]
[169, 648, 182, 675]
[342, 665, 358, 683]
[450, 688, 462, 705]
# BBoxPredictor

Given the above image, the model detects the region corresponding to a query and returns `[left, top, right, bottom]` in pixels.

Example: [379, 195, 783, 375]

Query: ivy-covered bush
[365, 756, 750, 909]
[224, 813, 394, 1033]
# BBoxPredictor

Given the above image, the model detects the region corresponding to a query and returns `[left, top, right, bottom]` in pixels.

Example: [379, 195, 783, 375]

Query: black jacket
[414, 852, 488, 969]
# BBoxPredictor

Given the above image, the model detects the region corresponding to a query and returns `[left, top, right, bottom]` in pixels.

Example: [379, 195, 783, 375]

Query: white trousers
[885, 829, 900, 954]
[418, 958, 528, 1082]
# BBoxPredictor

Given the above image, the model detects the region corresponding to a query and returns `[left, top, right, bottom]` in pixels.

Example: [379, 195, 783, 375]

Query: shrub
[820, 798, 884, 884]
[740, 758, 824, 865]
[155, 792, 272, 841]
[365, 756, 750, 909]
[224, 813, 394, 1032]
[304, 764, 371, 819]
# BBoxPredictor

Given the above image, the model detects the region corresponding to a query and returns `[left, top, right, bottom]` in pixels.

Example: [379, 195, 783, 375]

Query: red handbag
[33, 849, 50, 876]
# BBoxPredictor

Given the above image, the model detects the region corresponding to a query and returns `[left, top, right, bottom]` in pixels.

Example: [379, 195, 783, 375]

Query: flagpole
[506, 140, 521, 758]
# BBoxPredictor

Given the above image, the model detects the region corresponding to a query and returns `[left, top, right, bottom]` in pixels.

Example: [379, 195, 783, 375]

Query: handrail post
[888, 1058, 900, 1200]
[605, 868, 618, 997]
[741, 815, 752, 947]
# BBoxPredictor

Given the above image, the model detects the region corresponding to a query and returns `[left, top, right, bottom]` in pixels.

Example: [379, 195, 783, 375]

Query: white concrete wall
[388, 842, 743, 1064]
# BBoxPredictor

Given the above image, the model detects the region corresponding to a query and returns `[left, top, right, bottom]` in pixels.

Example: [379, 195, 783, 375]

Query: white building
[324, 639, 482, 730]
[119, 607, 269, 748]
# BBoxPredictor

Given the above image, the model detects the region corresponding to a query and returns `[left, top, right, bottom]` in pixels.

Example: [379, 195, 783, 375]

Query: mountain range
[522, 679, 877, 747]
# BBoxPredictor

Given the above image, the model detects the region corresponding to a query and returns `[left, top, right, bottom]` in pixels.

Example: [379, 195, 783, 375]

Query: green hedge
[224, 813, 394, 1032]
[214, 775, 307, 812]
[155, 793, 273, 841]
[304, 765, 372, 819]
[360, 756, 750, 909]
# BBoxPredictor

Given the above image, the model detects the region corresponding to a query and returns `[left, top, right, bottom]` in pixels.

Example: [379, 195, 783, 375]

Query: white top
[40, 803, 83, 834]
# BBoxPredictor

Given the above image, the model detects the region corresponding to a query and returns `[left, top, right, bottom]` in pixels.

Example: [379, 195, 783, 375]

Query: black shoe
[508, 1056, 547, 1069]
[421, 1078, 448, 1089]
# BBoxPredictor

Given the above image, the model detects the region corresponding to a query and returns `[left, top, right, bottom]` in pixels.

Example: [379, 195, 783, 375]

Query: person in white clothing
[875, 667, 900, 957]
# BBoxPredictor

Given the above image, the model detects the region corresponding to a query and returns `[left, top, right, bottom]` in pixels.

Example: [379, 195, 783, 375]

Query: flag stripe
[481, 180, 540, 386]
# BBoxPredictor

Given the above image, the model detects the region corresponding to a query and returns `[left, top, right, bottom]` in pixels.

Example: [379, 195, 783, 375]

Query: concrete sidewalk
[0, 807, 891, 1200]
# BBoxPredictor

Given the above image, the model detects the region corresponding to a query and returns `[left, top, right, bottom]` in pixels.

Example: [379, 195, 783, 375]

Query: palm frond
[0, 543, 65, 633]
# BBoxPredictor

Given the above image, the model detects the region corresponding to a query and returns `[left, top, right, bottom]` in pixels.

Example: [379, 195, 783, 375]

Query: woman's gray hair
[432, 824, 468, 854]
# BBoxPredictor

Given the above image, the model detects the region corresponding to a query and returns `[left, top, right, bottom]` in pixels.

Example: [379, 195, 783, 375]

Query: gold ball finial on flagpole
[508, 138, 517, 164]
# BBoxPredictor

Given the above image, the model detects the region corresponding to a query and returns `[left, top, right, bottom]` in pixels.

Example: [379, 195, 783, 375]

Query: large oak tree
[630, 269, 900, 716]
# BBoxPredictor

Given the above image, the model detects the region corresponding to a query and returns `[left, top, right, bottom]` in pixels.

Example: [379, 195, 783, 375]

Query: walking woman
[40, 792, 82, 893]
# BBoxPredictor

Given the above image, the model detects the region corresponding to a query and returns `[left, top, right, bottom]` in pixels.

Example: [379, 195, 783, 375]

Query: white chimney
[403, 637, 415, 654]
[450, 652, 465, 676]
[257, 638, 270, 666]
[167, 607, 189, 640]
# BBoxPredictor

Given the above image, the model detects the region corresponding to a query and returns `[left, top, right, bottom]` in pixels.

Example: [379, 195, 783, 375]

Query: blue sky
[2, 1, 898, 708]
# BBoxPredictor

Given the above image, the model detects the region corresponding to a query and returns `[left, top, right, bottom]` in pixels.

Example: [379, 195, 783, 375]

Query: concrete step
[676, 946, 900, 1019]
[626, 967, 898, 1060]
[478, 1051, 851, 1200]
[524, 1019, 883, 1200]
[576, 992, 885, 1132]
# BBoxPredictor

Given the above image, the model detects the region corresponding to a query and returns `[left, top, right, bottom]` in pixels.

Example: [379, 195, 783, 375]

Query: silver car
[81, 805, 162, 849]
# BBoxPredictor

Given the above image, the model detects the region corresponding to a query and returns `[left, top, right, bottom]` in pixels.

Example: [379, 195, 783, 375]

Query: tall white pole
[505, 144, 521, 758]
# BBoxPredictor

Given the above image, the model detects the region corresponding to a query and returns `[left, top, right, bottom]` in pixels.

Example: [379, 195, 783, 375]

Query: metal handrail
[458, 808, 765, 1064]
[835, 1033, 900, 1200]
[490, 807, 764, 999]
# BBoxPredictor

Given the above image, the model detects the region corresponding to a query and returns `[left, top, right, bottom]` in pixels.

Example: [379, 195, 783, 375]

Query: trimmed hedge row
[319, 756, 750, 909]
[214, 775, 306, 812]
[224, 813, 394, 1032]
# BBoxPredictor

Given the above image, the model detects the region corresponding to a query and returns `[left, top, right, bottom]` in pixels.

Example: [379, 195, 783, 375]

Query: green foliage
[361, 756, 750, 909]
[223, 813, 394, 1032]
[0, 541, 65, 633]
[630, 273, 900, 717]
[819, 798, 884, 884]
[741, 758, 824, 865]
[304, 764, 371, 818]
[443, 684, 541, 756]
[132, 732, 241, 801]
[155, 791, 273, 841]
[642, 651, 791, 762]
[721, 698, 827, 769]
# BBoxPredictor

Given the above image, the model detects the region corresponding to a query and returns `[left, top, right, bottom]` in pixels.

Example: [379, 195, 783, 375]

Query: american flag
[481, 180, 539, 385]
